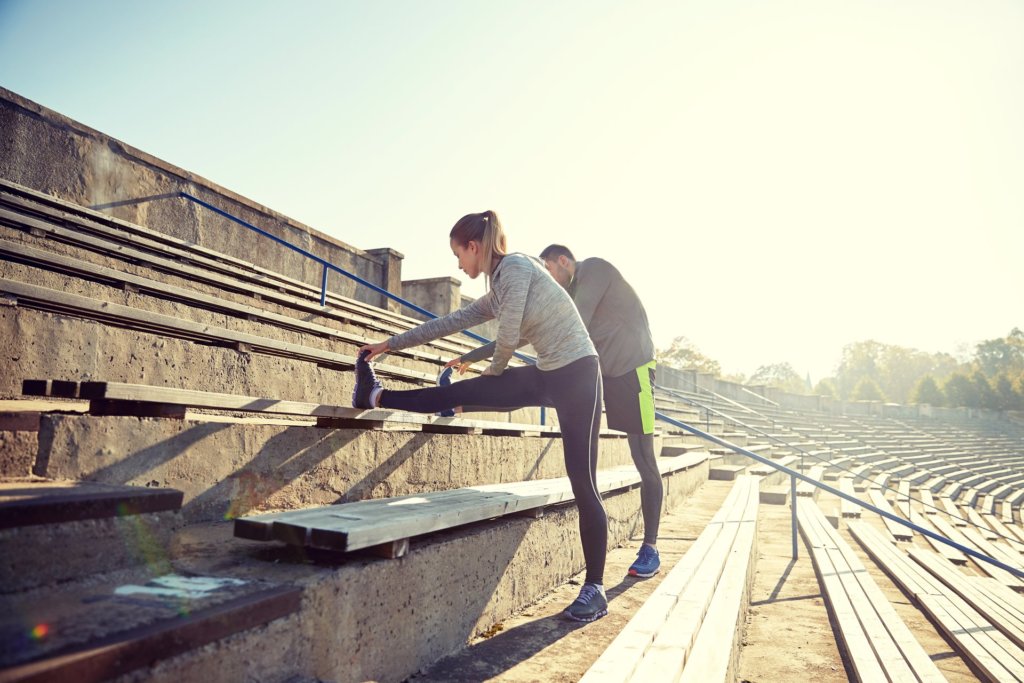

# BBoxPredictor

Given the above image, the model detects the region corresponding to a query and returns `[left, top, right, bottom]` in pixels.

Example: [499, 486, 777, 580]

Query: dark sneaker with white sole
[436, 366, 455, 417]
[352, 350, 382, 409]
[628, 545, 661, 578]
[564, 582, 608, 622]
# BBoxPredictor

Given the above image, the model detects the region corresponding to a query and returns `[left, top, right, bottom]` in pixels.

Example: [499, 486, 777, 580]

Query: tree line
[656, 328, 1024, 410]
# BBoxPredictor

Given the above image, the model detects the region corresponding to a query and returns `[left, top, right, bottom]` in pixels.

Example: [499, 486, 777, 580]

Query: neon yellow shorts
[603, 361, 656, 435]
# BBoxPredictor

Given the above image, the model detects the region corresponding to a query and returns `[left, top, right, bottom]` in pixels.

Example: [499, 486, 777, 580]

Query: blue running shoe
[352, 350, 382, 409]
[436, 366, 455, 417]
[628, 545, 660, 578]
[565, 582, 608, 622]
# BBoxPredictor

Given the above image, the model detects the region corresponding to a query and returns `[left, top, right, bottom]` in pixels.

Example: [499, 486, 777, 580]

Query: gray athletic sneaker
[565, 582, 608, 622]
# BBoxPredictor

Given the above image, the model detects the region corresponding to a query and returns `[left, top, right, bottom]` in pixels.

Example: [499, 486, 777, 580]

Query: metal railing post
[791, 474, 798, 560]
[320, 264, 328, 307]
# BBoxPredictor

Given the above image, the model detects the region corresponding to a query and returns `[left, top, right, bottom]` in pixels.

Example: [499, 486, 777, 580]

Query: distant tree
[976, 328, 1024, 377]
[656, 336, 721, 375]
[994, 374, 1021, 411]
[912, 376, 944, 406]
[749, 362, 807, 394]
[814, 378, 837, 398]
[972, 370, 1000, 410]
[834, 340, 954, 403]
[853, 377, 885, 401]
[835, 341, 884, 400]
[944, 373, 977, 408]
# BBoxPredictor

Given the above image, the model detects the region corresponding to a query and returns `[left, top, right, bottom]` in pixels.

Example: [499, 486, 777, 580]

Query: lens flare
[30, 623, 49, 640]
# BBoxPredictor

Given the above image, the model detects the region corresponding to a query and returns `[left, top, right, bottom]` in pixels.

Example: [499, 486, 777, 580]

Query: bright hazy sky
[1, 0, 1021, 382]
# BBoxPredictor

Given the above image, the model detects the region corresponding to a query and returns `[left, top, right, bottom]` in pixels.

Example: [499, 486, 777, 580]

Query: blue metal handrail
[176, 192, 536, 364]
[655, 410, 1024, 578]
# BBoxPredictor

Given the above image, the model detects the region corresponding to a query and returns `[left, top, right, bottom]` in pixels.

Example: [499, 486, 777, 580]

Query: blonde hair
[449, 210, 508, 283]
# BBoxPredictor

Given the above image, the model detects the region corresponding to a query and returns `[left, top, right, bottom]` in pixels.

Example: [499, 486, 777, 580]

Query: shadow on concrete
[335, 432, 429, 503]
[410, 574, 639, 682]
[764, 555, 799, 603]
[36, 418, 232, 483]
[187, 426, 364, 521]
[522, 437, 558, 481]
[89, 193, 179, 211]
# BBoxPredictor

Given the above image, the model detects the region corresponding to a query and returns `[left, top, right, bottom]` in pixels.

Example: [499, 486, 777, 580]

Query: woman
[354, 210, 609, 622]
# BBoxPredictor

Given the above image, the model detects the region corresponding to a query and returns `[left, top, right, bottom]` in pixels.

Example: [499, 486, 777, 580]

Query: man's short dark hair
[539, 244, 575, 262]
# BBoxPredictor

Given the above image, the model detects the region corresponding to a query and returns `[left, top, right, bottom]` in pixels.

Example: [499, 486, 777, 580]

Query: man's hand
[444, 357, 475, 375]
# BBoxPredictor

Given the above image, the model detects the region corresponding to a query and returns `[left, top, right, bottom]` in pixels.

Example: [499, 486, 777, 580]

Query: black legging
[380, 355, 607, 585]
[627, 433, 662, 545]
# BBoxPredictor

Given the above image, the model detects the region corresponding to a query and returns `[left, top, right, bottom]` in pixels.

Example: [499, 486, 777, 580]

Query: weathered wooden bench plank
[0, 480, 183, 529]
[581, 477, 757, 682]
[796, 465, 823, 497]
[0, 575, 301, 683]
[910, 548, 1024, 651]
[849, 521, 1024, 682]
[895, 501, 967, 565]
[797, 505, 897, 681]
[868, 489, 911, 542]
[237, 454, 708, 553]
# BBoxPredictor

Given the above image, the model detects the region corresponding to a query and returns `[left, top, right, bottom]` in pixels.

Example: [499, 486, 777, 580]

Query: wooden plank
[0, 584, 301, 683]
[0, 411, 40, 432]
[958, 527, 1024, 592]
[1002, 501, 1016, 525]
[629, 480, 754, 680]
[939, 496, 968, 526]
[910, 548, 1024, 651]
[962, 506, 999, 541]
[868, 489, 912, 542]
[708, 464, 746, 481]
[848, 521, 938, 598]
[678, 486, 758, 683]
[920, 488, 937, 514]
[839, 477, 861, 518]
[89, 399, 187, 419]
[798, 506, 888, 682]
[56, 381, 557, 435]
[895, 479, 910, 503]
[849, 521, 1024, 682]
[796, 466, 823, 497]
[581, 479, 752, 682]
[21, 379, 80, 398]
[896, 501, 967, 565]
[984, 514, 1024, 555]
[0, 480, 183, 529]
[919, 593, 1024, 682]
[822, 519, 945, 682]
[238, 455, 708, 552]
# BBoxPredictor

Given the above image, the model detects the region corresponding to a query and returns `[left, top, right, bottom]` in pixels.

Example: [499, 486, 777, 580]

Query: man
[538, 245, 661, 578]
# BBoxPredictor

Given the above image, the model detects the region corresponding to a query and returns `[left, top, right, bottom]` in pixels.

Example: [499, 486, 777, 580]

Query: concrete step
[0, 567, 301, 683]
[8, 459, 709, 683]
[0, 479, 183, 593]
